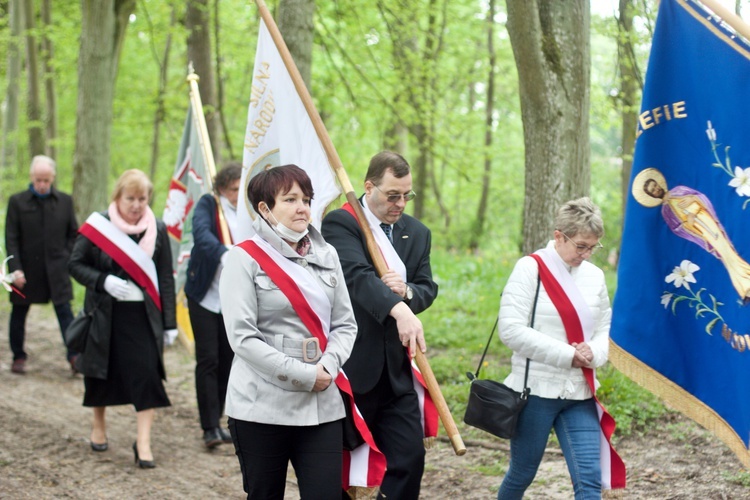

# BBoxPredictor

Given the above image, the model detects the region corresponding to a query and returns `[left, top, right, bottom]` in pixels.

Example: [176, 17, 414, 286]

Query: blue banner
[611, 0, 750, 467]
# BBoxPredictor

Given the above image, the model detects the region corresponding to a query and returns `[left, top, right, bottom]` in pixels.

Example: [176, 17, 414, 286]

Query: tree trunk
[506, 0, 591, 254]
[149, 5, 176, 181]
[469, 0, 497, 252]
[617, 0, 639, 225]
[411, 0, 440, 221]
[24, 0, 45, 156]
[278, 0, 315, 91]
[1, 0, 23, 174]
[73, 0, 135, 222]
[41, 0, 57, 160]
[186, 0, 219, 160]
[214, 0, 234, 160]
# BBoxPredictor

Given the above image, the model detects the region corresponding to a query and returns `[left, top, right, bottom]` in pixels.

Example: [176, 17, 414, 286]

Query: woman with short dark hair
[220, 164, 357, 498]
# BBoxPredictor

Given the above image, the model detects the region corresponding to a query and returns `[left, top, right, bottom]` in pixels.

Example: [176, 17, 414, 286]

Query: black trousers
[355, 369, 426, 500]
[188, 298, 233, 430]
[228, 417, 343, 500]
[9, 302, 75, 361]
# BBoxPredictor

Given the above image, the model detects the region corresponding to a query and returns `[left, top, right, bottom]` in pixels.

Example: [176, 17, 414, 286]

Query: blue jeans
[498, 395, 602, 500]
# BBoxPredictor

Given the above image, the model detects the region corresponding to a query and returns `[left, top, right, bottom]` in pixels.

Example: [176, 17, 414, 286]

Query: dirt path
[1, 305, 748, 499]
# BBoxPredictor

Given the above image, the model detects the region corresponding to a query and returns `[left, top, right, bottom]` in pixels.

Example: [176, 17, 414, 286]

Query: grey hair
[555, 197, 604, 238]
[30, 155, 57, 175]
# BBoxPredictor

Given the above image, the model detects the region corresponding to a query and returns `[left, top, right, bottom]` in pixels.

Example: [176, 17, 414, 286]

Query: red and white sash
[237, 236, 386, 492]
[342, 202, 439, 441]
[79, 212, 161, 310]
[530, 249, 626, 490]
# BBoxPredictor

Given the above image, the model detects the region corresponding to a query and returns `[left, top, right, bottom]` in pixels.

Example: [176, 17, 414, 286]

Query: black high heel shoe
[132, 441, 156, 469]
[90, 440, 108, 452]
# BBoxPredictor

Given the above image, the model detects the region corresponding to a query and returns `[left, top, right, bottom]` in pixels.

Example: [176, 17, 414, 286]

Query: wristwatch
[404, 285, 414, 302]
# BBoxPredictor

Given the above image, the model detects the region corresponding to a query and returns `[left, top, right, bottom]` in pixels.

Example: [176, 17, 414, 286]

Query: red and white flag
[161, 106, 209, 345]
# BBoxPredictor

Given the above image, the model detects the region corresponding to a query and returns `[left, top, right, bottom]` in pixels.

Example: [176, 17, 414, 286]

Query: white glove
[164, 328, 178, 346]
[104, 275, 131, 300]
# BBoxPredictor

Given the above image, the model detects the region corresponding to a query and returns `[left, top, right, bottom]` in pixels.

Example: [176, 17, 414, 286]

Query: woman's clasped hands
[571, 342, 593, 368]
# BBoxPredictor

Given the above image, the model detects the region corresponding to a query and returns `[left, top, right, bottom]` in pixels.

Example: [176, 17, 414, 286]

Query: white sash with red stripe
[531, 248, 626, 489]
[361, 198, 407, 279]
[237, 236, 386, 492]
[342, 203, 439, 441]
[79, 212, 162, 311]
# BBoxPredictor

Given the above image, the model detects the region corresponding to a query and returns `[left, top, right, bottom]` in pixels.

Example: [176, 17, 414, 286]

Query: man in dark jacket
[5, 155, 78, 374]
[322, 151, 439, 499]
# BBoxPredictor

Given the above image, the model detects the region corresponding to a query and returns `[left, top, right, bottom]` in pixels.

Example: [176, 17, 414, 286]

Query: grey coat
[68, 213, 176, 380]
[220, 218, 357, 426]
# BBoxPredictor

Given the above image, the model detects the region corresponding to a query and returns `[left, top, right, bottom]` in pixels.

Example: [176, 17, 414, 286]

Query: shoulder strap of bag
[470, 273, 541, 389]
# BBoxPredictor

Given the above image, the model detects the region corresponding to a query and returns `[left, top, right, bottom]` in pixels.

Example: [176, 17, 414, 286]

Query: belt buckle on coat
[302, 337, 321, 363]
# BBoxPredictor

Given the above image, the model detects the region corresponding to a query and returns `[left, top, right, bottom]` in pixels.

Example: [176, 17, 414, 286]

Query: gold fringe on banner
[609, 341, 750, 468]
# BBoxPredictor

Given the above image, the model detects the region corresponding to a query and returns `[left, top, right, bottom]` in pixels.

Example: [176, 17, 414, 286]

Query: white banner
[238, 19, 341, 241]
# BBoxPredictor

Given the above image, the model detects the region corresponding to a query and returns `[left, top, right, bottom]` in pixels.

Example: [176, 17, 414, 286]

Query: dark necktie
[380, 223, 393, 243]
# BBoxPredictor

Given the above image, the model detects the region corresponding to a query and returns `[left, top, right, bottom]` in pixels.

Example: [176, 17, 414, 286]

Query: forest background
[2, 0, 750, 468]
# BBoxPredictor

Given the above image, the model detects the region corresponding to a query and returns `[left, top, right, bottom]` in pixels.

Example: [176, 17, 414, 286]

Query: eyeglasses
[373, 184, 417, 203]
[560, 231, 604, 256]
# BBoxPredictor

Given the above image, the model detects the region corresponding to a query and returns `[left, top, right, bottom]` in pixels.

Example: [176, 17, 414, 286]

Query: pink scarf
[107, 202, 157, 258]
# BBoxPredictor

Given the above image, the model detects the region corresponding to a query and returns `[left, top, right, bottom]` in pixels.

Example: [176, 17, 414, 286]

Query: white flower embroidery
[728, 166, 750, 197]
[660, 292, 673, 309]
[665, 260, 700, 290]
[706, 121, 717, 141]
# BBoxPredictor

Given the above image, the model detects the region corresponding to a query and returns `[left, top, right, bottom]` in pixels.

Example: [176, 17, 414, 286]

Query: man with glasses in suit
[322, 150, 438, 499]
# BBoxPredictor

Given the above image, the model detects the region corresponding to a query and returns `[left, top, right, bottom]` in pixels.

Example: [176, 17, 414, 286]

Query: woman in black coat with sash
[69, 169, 176, 468]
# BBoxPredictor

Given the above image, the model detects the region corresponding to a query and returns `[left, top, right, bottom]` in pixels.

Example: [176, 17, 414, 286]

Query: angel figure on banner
[705, 121, 750, 209]
[632, 167, 750, 302]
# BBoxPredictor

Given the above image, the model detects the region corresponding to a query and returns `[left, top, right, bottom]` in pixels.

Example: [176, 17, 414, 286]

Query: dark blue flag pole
[611, 0, 750, 468]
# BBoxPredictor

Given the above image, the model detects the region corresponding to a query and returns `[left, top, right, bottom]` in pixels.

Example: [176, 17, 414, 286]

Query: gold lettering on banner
[245, 90, 276, 155]
[635, 101, 688, 139]
[249, 62, 270, 108]
[722, 324, 750, 353]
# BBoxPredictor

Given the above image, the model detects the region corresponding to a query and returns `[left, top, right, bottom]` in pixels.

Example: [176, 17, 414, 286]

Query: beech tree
[73, 0, 135, 221]
[278, 0, 315, 90]
[1, 0, 23, 173]
[24, 0, 45, 156]
[186, 0, 219, 160]
[41, 0, 57, 160]
[506, 0, 591, 253]
[469, 0, 497, 252]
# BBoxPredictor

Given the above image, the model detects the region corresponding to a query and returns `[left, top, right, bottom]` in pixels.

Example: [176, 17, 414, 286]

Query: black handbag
[65, 302, 98, 352]
[464, 275, 541, 439]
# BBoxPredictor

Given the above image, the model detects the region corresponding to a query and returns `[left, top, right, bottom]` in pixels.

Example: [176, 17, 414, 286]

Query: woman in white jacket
[497, 197, 612, 500]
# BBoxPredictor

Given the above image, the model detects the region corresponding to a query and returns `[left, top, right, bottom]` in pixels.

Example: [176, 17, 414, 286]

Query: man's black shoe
[218, 427, 232, 444]
[203, 428, 223, 449]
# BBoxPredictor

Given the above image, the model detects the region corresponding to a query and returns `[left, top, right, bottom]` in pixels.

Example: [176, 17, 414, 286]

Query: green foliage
[722, 469, 750, 487]
[595, 363, 666, 436]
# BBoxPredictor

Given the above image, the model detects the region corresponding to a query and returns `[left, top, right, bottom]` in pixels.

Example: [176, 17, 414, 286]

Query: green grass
[722, 469, 750, 487]
[421, 247, 666, 438]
